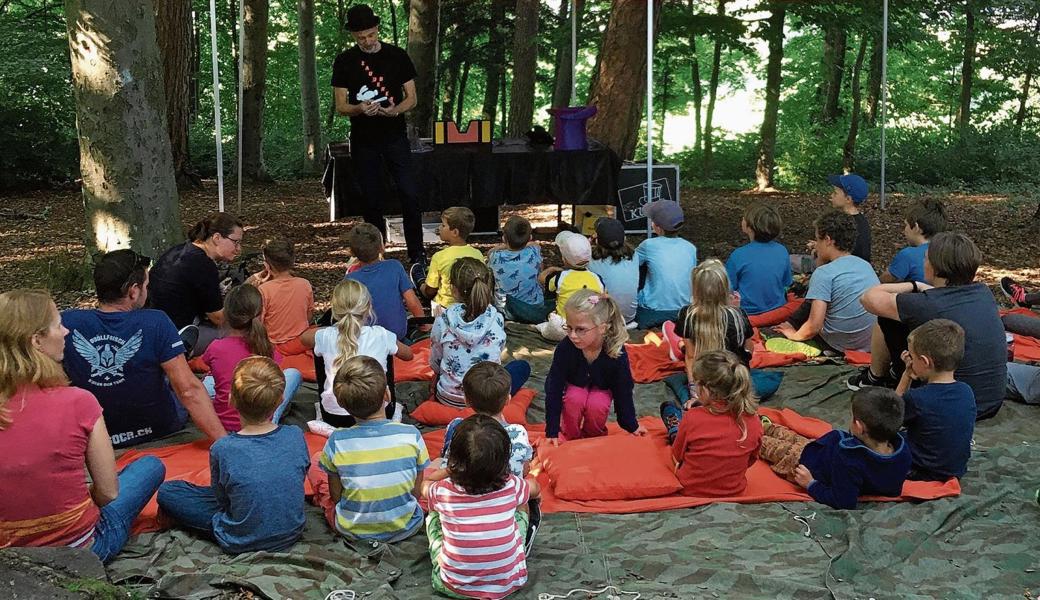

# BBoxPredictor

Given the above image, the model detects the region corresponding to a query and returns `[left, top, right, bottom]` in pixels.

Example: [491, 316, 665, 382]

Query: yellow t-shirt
[548, 268, 604, 316]
[426, 244, 485, 308]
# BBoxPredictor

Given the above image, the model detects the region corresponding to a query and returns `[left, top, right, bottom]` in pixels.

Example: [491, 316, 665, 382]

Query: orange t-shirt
[259, 276, 314, 344]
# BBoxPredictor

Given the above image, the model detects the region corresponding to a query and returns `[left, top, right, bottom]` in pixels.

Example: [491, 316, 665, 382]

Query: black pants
[351, 135, 424, 263]
[878, 316, 911, 378]
[319, 402, 395, 428]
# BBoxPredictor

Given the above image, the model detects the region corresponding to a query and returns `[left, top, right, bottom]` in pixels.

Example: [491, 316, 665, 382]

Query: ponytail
[224, 284, 274, 357]
[330, 280, 374, 371]
[692, 351, 758, 441]
[189, 212, 243, 242]
[564, 289, 627, 358]
[450, 257, 495, 322]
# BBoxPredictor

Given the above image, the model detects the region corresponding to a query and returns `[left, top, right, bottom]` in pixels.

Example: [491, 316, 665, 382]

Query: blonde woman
[0, 289, 165, 562]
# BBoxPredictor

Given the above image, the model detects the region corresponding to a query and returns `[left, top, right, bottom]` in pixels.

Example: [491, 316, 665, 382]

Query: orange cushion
[409, 388, 536, 426]
[541, 434, 682, 501]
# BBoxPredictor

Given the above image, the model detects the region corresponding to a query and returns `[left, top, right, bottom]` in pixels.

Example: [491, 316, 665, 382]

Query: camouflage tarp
[107, 325, 1040, 599]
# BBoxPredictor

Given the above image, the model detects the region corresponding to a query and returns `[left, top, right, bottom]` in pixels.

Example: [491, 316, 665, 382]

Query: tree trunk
[507, 0, 539, 136]
[754, 4, 785, 191]
[587, 0, 664, 160]
[702, 0, 725, 178]
[440, 35, 464, 120]
[387, 0, 399, 46]
[481, 0, 508, 122]
[500, 71, 509, 134]
[955, 0, 976, 142]
[240, 0, 271, 181]
[687, 0, 703, 153]
[551, 0, 585, 109]
[865, 34, 882, 126]
[817, 22, 846, 125]
[406, 0, 438, 136]
[1014, 13, 1040, 133]
[154, 0, 201, 188]
[64, 0, 183, 258]
[456, 57, 471, 125]
[657, 56, 670, 155]
[298, 0, 321, 175]
[842, 34, 869, 171]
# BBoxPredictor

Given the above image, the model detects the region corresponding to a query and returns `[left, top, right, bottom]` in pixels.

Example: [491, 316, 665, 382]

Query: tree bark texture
[241, 0, 271, 181]
[818, 22, 846, 125]
[864, 35, 882, 126]
[755, 4, 785, 191]
[1014, 13, 1040, 132]
[587, 0, 664, 160]
[440, 34, 466, 121]
[456, 56, 471, 125]
[481, 0, 508, 122]
[842, 34, 869, 171]
[955, 0, 976, 141]
[702, 0, 726, 178]
[64, 0, 183, 258]
[687, 0, 703, 152]
[406, 0, 438, 136]
[507, 0, 539, 136]
[297, 0, 321, 174]
[155, 0, 200, 188]
[551, 0, 585, 108]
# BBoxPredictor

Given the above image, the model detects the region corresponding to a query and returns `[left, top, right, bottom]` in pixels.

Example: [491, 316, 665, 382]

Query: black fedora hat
[345, 4, 380, 32]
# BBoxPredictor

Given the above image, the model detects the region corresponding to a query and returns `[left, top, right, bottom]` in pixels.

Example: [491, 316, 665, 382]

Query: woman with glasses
[148, 212, 245, 357]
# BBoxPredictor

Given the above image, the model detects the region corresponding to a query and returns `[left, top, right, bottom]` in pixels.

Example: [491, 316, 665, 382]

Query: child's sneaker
[760, 414, 773, 431]
[178, 324, 200, 358]
[846, 367, 895, 391]
[661, 320, 683, 362]
[307, 420, 336, 437]
[1000, 276, 1027, 307]
[409, 259, 428, 290]
[660, 401, 683, 445]
[524, 497, 541, 556]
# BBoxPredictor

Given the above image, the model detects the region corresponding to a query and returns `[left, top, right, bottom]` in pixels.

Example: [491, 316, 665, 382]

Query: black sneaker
[409, 258, 427, 290]
[1000, 276, 1028, 307]
[178, 325, 200, 358]
[524, 497, 541, 556]
[846, 367, 894, 391]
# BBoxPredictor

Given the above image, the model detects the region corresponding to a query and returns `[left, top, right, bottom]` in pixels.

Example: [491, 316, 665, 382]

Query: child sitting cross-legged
[536, 230, 604, 341]
[634, 200, 698, 329]
[345, 223, 425, 341]
[420, 207, 485, 316]
[725, 202, 792, 315]
[488, 215, 546, 324]
[588, 217, 639, 327]
[247, 237, 315, 353]
[157, 356, 310, 553]
[312, 355, 430, 543]
[897, 319, 975, 481]
[423, 414, 540, 599]
[758, 386, 911, 509]
[666, 351, 763, 497]
[880, 198, 947, 284]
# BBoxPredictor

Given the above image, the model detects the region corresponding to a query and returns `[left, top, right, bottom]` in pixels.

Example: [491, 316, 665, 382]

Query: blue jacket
[799, 430, 912, 509]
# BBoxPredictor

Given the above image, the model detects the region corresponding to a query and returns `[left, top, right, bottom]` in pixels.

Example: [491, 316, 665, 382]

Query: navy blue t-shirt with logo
[62, 309, 186, 448]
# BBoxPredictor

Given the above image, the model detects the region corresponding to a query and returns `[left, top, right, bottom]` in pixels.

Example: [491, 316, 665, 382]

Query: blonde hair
[0, 289, 69, 430]
[450, 257, 495, 322]
[683, 259, 745, 360]
[224, 284, 274, 358]
[230, 356, 285, 422]
[692, 351, 758, 441]
[564, 289, 627, 358]
[330, 279, 374, 371]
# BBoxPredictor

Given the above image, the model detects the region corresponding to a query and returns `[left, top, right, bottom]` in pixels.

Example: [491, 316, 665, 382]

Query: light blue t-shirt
[886, 242, 928, 283]
[589, 256, 639, 323]
[488, 245, 543, 307]
[805, 254, 880, 352]
[725, 240, 792, 315]
[635, 236, 698, 311]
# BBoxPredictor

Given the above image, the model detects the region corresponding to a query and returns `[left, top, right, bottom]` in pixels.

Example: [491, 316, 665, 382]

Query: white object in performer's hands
[357, 84, 387, 105]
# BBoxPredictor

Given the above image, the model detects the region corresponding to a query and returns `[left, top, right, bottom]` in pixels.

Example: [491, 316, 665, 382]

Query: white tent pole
[207, 0, 225, 212]
[646, 0, 654, 239]
[236, 0, 245, 212]
[570, 0, 577, 105]
[880, 0, 888, 209]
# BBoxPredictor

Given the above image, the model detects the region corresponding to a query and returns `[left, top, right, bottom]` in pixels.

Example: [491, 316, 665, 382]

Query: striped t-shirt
[427, 475, 531, 599]
[318, 420, 430, 541]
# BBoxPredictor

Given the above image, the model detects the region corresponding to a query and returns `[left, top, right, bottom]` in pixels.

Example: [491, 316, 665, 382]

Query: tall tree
[456, 55, 472, 124]
[955, 0, 977, 142]
[64, 0, 183, 257]
[864, 35, 882, 126]
[702, 0, 727, 178]
[754, 3, 785, 191]
[507, 0, 539, 136]
[154, 0, 199, 188]
[406, 0, 438, 136]
[687, 0, 704, 153]
[240, 0, 271, 181]
[551, 0, 585, 108]
[817, 22, 847, 124]
[481, 0, 509, 122]
[1014, 12, 1040, 133]
[588, 0, 663, 160]
[842, 33, 870, 171]
[297, 0, 321, 175]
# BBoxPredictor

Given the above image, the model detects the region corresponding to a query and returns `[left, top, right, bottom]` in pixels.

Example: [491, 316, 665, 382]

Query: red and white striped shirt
[427, 475, 531, 599]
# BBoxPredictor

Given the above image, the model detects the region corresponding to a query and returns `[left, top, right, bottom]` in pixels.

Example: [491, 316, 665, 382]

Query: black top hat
[345, 4, 380, 32]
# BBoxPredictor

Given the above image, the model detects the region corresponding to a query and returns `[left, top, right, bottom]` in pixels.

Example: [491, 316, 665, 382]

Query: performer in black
[332, 4, 425, 271]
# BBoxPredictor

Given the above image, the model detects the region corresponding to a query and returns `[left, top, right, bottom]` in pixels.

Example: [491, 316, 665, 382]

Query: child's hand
[805, 240, 817, 253]
[631, 424, 648, 437]
[900, 350, 916, 379]
[793, 465, 814, 488]
[683, 398, 700, 410]
[729, 291, 741, 308]
[541, 436, 561, 449]
[775, 321, 797, 339]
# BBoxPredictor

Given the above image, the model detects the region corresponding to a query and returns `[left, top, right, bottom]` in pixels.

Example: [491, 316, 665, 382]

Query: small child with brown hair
[248, 237, 314, 351]
[157, 356, 310, 553]
[759, 387, 911, 509]
[725, 203, 792, 315]
[311, 355, 430, 542]
[420, 206, 485, 316]
[345, 223, 425, 341]
[488, 215, 546, 323]
[589, 217, 639, 326]
[880, 198, 947, 284]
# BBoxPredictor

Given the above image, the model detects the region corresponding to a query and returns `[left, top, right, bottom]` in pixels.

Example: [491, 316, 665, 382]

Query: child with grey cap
[589, 217, 638, 327]
[634, 200, 698, 329]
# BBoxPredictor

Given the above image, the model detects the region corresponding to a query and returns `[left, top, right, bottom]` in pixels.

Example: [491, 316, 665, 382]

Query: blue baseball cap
[826, 173, 868, 204]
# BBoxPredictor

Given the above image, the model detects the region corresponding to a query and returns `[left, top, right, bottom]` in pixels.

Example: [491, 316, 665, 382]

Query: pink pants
[560, 385, 613, 441]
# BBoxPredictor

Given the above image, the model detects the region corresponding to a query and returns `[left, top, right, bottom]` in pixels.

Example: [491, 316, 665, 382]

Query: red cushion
[541, 434, 682, 501]
[410, 388, 535, 426]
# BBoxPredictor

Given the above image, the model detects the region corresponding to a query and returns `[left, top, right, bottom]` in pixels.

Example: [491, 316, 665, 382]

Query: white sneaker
[391, 402, 404, 423]
[307, 420, 336, 437]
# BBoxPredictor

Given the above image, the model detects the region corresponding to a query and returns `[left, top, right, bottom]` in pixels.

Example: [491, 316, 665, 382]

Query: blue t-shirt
[903, 381, 975, 481]
[589, 256, 639, 323]
[62, 309, 185, 448]
[488, 245, 543, 307]
[725, 241, 792, 315]
[887, 242, 928, 283]
[805, 255, 880, 352]
[210, 425, 310, 553]
[635, 236, 698, 311]
[346, 260, 413, 341]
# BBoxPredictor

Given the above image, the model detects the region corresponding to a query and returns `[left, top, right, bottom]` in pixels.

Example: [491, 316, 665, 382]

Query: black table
[322, 138, 622, 222]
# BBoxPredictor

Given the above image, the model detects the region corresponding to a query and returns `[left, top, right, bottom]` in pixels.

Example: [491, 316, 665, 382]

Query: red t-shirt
[203, 337, 283, 432]
[671, 405, 763, 497]
[0, 385, 102, 549]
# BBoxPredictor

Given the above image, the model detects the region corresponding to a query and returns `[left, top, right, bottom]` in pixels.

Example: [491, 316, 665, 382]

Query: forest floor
[1, 180, 1038, 307]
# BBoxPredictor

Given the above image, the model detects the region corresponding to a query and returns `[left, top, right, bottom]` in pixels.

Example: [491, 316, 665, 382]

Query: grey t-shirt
[806, 254, 880, 352]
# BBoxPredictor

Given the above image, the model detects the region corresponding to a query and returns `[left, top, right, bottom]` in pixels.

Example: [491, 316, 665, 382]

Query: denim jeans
[91, 455, 166, 563]
[155, 481, 220, 534]
[352, 135, 424, 263]
[505, 296, 551, 324]
[635, 306, 679, 330]
[203, 367, 302, 425]
[503, 360, 531, 396]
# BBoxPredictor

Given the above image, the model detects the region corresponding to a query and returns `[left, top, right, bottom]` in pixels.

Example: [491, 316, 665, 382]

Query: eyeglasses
[562, 324, 597, 337]
[224, 235, 243, 248]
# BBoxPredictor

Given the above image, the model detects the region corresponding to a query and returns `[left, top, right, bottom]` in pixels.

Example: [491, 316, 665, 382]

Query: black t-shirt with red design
[331, 43, 417, 143]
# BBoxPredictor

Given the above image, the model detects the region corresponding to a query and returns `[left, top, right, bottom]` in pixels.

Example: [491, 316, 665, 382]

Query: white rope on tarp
[206, 0, 225, 211]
